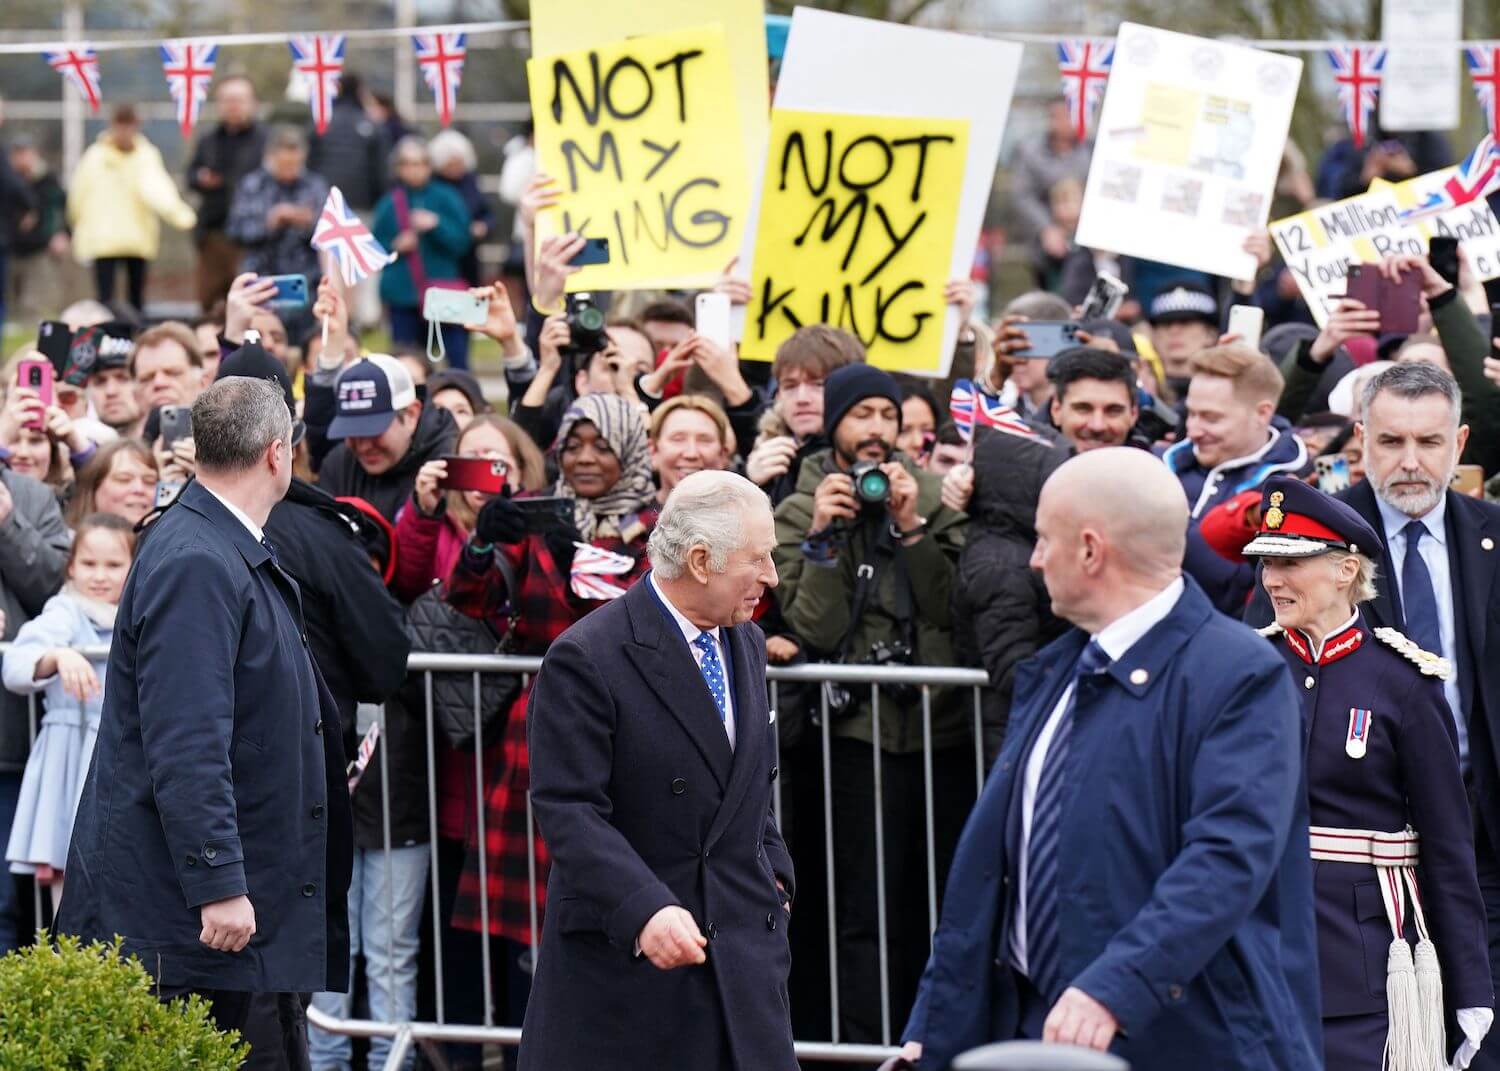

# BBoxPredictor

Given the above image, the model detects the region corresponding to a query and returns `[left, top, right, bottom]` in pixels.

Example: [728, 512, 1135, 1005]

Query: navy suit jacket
[58, 481, 353, 993]
[904, 576, 1322, 1070]
[518, 576, 796, 1071]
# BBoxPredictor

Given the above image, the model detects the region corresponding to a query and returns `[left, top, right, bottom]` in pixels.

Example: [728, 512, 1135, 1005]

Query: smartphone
[1452, 464, 1484, 497]
[1345, 264, 1421, 335]
[422, 287, 490, 326]
[1078, 272, 1128, 321]
[569, 237, 610, 267]
[513, 495, 575, 535]
[437, 455, 510, 495]
[1429, 236, 1461, 288]
[15, 360, 53, 430]
[1315, 454, 1351, 495]
[1227, 305, 1264, 351]
[159, 405, 193, 451]
[266, 274, 310, 309]
[1016, 321, 1081, 359]
[36, 321, 72, 377]
[695, 292, 732, 351]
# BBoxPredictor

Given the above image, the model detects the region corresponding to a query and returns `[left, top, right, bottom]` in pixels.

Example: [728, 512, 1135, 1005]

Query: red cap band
[1260, 511, 1345, 545]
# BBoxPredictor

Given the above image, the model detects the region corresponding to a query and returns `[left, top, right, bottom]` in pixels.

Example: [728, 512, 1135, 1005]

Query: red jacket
[392, 497, 469, 604]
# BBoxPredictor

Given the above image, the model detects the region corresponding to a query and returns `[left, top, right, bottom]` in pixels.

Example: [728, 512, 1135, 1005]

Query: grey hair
[648, 471, 770, 580]
[391, 135, 430, 173]
[267, 124, 307, 154]
[192, 377, 293, 473]
[1359, 361, 1460, 427]
[428, 129, 477, 172]
[1003, 290, 1072, 321]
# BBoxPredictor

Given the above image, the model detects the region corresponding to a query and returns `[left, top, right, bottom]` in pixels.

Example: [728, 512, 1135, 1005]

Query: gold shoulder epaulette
[1372, 626, 1454, 681]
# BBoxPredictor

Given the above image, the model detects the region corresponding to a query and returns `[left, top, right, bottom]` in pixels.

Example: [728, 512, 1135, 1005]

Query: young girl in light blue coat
[2, 514, 135, 909]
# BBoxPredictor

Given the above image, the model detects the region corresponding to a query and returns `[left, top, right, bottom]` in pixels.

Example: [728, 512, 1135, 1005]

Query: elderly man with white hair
[895, 448, 1321, 1071]
[518, 470, 797, 1071]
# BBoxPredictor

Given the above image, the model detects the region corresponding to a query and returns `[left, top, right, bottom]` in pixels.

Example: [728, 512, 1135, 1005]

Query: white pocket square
[769, 708, 777, 724]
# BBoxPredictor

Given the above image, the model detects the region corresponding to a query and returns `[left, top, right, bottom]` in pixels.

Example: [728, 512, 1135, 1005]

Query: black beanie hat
[821, 363, 902, 439]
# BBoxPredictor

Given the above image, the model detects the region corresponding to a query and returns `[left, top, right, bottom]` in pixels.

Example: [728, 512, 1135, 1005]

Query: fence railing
[4, 645, 992, 1068]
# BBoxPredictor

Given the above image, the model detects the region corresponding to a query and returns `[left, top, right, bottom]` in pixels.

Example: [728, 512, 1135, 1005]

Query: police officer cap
[1242, 476, 1382, 559]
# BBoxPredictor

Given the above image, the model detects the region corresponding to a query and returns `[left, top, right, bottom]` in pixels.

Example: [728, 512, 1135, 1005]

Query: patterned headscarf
[554, 393, 656, 541]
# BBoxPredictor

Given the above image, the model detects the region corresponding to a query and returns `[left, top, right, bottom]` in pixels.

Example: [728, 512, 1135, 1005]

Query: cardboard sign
[1379, 0, 1462, 132]
[1374, 171, 1500, 281]
[735, 8, 1021, 377]
[1074, 23, 1303, 281]
[529, 0, 769, 186]
[1269, 189, 1425, 325]
[741, 110, 969, 374]
[527, 26, 750, 291]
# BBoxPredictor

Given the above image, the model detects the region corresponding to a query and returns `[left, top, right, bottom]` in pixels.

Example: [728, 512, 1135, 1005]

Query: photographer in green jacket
[771, 362, 969, 1045]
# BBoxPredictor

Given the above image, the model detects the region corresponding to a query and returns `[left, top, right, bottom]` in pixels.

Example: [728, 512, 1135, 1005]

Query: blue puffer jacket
[1161, 421, 1309, 615]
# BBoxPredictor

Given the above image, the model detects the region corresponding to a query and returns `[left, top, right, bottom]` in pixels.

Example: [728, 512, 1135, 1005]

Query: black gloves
[474, 496, 527, 546]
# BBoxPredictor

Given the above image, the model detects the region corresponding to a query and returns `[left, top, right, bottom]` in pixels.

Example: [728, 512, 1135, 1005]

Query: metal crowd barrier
[5, 646, 991, 1068]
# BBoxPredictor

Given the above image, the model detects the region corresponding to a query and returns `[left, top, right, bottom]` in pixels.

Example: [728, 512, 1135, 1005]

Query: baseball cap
[63, 321, 136, 387]
[327, 355, 418, 440]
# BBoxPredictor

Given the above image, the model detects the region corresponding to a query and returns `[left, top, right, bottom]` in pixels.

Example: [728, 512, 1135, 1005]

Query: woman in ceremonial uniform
[1242, 476, 1493, 1070]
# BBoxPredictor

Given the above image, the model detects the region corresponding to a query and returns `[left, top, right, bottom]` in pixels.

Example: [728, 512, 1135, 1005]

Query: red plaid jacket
[446, 516, 656, 942]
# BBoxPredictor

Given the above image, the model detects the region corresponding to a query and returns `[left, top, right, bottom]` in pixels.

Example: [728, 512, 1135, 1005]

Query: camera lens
[575, 304, 605, 332]
[851, 461, 890, 504]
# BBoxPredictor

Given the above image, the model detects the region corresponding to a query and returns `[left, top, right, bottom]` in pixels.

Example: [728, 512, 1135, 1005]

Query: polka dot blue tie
[693, 633, 728, 722]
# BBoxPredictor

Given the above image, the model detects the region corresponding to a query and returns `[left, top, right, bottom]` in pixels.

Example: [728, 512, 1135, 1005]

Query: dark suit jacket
[1245, 483, 1500, 851]
[517, 577, 796, 1071]
[905, 577, 1321, 1070]
[58, 481, 354, 993]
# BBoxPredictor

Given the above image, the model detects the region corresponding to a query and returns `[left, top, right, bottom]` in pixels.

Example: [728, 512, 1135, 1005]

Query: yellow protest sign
[1372, 172, 1500, 281]
[527, 26, 750, 291]
[529, 0, 769, 187]
[741, 110, 969, 375]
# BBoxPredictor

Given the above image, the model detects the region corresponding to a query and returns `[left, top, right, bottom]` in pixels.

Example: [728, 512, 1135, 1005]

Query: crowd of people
[2, 51, 1500, 1071]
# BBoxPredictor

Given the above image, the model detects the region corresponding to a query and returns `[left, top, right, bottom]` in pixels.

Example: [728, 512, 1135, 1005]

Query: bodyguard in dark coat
[59, 379, 353, 1038]
[899, 449, 1320, 1071]
[519, 471, 795, 1071]
[1243, 476, 1492, 1068]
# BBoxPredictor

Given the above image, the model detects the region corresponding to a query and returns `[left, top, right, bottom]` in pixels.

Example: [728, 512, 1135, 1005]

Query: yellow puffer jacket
[66, 133, 196, 261]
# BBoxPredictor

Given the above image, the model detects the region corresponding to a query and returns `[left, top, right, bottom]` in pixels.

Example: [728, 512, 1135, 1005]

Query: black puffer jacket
[953, 428, 1072, 765]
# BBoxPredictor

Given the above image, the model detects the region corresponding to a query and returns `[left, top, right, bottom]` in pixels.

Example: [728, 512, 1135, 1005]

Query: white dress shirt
[1376, 494, 1464, 767]
[650, 573, 736, 750]
[204, 485, 266, 543]
[1008, 576, 1186, 976]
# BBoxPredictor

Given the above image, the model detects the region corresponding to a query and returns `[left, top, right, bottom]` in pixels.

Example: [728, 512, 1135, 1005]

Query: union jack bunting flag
[413, 32, 467, 128]
[1467, 46, 1500, 143]
[160, 41, 218, 139]
[1326, 46, 1386, 149]
[44, 47, 102, 113]
[288, 34, 346, 135]
[1056, 39, 1114, 143]
[311, 186, 396, 287]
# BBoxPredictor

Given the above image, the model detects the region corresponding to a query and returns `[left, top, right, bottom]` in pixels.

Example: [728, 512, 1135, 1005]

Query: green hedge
[0, 935, 247, 1069]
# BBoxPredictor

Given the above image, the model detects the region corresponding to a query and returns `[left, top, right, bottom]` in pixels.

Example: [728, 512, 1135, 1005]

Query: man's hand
[884, 463, 921, 532]
[746, 436, 798, 487]
[533, 233, 585, 313]
[638, 905, 707, 970]
[537, 314, 570, 373]
[469, 282, 520, 350]
[715, 256, 752, 306]
[1378, 252, 1449, 299]
[810, 473, 858, 533]
[940, 462, 973, 514]
[639, 337, 696, 398]
[898, 1041, 922, 1065]
[1308, 298, 1381, 364]
[685, 335, 750, 405]
[765, 635, 800, 664]
[200, 894, 256, 952]
[1043, 987, 1119, 1051]
[226, 272, 277, 344]
[990, 314, 1032, 389]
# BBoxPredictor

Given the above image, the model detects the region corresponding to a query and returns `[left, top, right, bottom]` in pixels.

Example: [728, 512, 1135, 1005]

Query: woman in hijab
[442, 393, 658, 1041]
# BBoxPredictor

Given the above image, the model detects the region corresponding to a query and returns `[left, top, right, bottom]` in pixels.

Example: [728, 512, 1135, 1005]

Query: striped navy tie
[1026, 639, 1111, 1000]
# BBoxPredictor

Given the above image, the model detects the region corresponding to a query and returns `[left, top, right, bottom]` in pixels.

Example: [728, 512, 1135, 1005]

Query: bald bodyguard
[897, 449, 1320, 1070]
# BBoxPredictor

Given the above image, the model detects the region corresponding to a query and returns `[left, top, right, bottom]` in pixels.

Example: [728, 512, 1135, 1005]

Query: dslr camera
[822, 640, 917, 721]
[565, 292, 608, 358]
[850, 461, 891, 506]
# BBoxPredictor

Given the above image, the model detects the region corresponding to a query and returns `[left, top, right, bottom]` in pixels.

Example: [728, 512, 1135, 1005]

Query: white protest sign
[1379, 0, 1462, 132]
[1269, 189, 1425, 325]
[1074, 23, 1302, 282]
[734, 6, 1022, 378]
[1375, 169, 1500, 281]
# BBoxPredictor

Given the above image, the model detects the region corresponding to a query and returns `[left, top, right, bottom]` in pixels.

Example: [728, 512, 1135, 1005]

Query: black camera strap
[831, 520, 913, 664]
